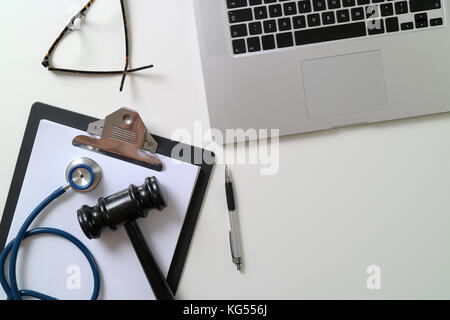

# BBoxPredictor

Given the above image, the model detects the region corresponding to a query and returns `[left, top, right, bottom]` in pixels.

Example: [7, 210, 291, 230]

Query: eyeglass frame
[42, 0, 153, 91]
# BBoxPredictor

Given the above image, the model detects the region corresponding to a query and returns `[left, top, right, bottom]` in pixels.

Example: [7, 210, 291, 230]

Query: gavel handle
[124, 221, 175, 300]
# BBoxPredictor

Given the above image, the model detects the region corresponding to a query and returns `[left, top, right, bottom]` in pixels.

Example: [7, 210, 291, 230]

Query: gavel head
[77, 176, 167, 239]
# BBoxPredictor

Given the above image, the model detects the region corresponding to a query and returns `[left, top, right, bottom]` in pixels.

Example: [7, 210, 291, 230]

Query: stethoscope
[0, 157, 102, 300]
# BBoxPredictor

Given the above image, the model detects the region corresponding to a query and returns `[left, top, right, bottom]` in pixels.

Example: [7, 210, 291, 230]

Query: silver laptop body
[194, 0, 450, 137]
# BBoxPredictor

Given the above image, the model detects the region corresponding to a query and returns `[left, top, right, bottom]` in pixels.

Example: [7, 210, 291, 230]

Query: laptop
[193, 0, 449, 137]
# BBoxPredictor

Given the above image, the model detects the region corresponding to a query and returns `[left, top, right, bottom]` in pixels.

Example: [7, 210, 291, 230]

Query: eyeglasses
[42, 0, 153, 92]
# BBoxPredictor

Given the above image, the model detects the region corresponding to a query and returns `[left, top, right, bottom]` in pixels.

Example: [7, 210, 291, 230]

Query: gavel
[77, 177, 175, 300]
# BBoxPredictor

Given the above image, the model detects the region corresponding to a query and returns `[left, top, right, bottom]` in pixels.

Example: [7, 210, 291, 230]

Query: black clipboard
[0, 102, 214, 296]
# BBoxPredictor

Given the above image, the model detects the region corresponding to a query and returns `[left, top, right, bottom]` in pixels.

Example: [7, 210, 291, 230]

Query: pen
[225, 165, 242, 271]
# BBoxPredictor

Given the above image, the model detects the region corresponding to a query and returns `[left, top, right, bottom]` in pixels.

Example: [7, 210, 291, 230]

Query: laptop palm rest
[301, 50, 387, 119]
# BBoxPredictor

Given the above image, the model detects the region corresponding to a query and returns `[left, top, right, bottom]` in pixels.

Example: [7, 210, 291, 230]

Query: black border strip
[0, 102, 215, 297]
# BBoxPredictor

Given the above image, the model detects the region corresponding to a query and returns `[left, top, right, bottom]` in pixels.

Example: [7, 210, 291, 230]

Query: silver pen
[225, 165, 242, 271]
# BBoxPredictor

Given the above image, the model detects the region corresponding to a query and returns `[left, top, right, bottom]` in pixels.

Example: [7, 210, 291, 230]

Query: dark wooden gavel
[77, 177, 175, 300]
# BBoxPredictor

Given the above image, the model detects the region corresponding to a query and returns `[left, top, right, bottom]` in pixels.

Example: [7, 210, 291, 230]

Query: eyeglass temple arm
[119, 0, 129, 92]
[47, 64, 153, 75]
[42, 27, 70, 68]
[42, 0, 96, 68]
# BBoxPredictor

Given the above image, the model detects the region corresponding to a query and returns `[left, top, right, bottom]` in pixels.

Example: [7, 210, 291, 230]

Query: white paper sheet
[1, 120, 199, 300]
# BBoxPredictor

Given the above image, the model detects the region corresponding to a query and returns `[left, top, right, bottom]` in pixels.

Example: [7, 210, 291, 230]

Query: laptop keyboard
[227, 0, 445, 55]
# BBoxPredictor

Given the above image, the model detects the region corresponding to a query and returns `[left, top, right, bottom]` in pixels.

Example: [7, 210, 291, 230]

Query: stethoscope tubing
[0, 187, 100, 300]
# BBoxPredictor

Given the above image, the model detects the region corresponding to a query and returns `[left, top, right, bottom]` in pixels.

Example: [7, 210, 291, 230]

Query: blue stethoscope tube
[0, 187, 101, 300]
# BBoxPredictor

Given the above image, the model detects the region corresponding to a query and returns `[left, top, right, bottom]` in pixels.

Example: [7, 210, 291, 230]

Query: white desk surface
[1, 1, 450, 300]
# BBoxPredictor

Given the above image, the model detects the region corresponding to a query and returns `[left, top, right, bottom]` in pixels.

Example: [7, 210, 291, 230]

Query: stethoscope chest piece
[66, 157, 101, 192]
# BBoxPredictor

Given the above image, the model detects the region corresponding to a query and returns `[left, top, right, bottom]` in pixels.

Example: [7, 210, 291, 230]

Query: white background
[1, 0, 450, 299]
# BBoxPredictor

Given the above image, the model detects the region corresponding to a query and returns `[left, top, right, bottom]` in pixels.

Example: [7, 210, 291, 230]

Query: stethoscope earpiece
[65, 157, 101, 192]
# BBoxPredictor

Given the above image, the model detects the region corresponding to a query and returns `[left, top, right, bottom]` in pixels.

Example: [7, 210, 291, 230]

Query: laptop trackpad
[301, 50, 387, 119]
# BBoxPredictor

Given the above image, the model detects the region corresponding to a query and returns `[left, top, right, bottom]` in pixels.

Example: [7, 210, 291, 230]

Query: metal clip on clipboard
[72, 108, 163, 171]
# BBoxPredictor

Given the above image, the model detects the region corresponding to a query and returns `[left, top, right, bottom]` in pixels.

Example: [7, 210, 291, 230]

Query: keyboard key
[351, 7, 365, 20]
[394, 1, 408, 14]
[249, 21, 263, 34]
[298, 0, 312, 13]
[294, 21, 366, 45]
[264, 0, 276, 3]
[307, 13, 321, 27]
[312, 0, 327, 11]
[229, 8, 253, 23]
[232, 39, 246, 54]
[254, 6, 268, 19]
[276, 32, 294, 47]
[357, 0, 369, 5]
[263, 19, 278, 32]
[269, 4, 283, 17]
[322, 11, 336, 25]
[400, 22, 414, 30]
[430, 17, 443, 26]
[292, 15, 307, 28]
[249, 0, 262, 5]
[366, 5, 379, 19]
[380, 3, 394, 17]
[283, 2, 298, 15]
[367, 18, 384, 35]
[328, 0, 341, 9]
[227, 0, 248, 9]
[247, 37, 261, 52]
[415, 13, 428, 28]
[372, 0, 384, 3]
[342, 0, 355, 8]
[278, 18, 292, 30]
[385, 16, 399, 32]
[230, 24, 248, 38]
[261, 34, 276, 50]
[409, 0, 441, 13]
[336, 9, 350, 23]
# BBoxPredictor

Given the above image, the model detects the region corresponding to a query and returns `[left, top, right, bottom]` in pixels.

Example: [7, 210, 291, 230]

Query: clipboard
[0, 102, 214, 299]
